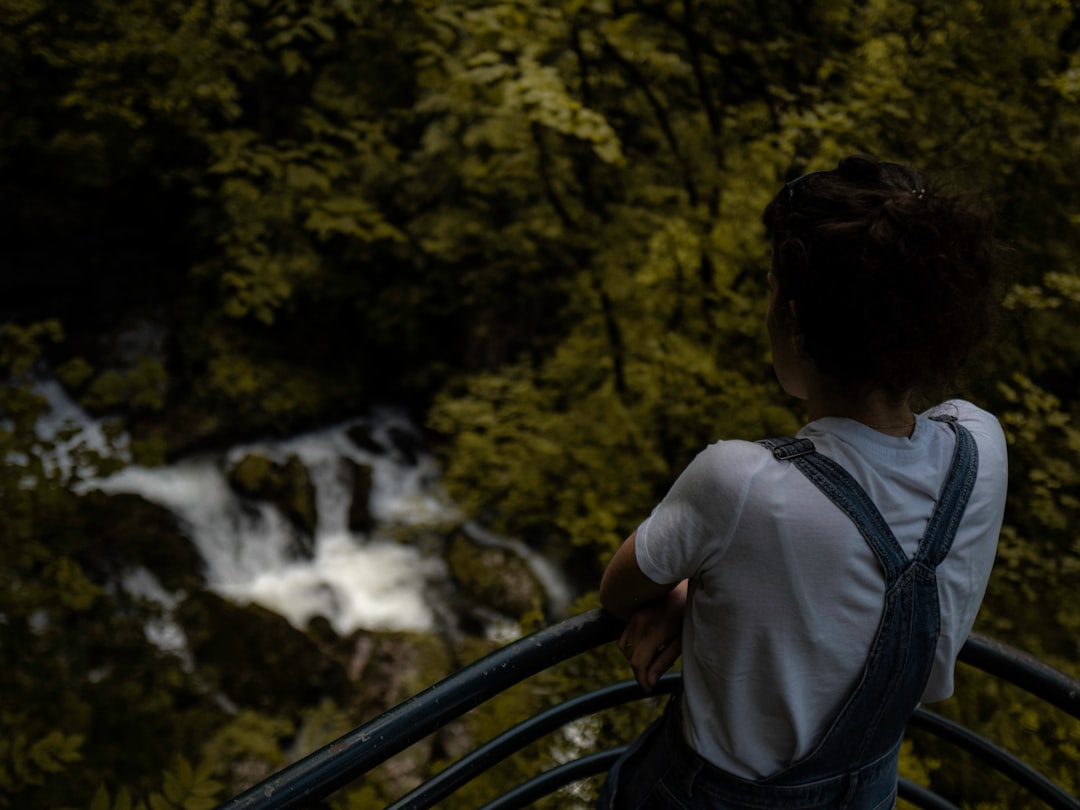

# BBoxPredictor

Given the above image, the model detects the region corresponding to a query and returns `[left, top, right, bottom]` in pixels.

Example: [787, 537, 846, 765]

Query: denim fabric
[597, 695, 900, 810]
[598, 418, 976, 809]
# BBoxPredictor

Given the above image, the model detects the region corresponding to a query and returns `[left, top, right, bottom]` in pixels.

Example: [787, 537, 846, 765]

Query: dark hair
[762, 154, 1008, 400]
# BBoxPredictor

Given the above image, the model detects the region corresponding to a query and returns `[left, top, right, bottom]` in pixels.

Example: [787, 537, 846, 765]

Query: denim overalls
[598, 417, 977, 810]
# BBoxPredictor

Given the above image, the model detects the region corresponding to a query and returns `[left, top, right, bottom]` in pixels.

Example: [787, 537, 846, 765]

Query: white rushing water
[38, 382, 569, 637]
[88, 412, 453, 634]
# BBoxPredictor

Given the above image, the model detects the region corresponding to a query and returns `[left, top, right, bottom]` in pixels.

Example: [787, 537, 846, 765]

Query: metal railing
[217, 610, 1080, 810]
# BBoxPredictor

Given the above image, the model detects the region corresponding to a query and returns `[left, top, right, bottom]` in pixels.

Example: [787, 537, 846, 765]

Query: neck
[806, 379, 915, 437]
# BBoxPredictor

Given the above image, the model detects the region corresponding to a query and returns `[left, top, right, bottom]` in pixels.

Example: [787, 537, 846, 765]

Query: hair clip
[785, 170, 829, 206]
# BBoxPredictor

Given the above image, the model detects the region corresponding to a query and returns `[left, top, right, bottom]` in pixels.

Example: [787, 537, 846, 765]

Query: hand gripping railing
[216, 610, 1080, 810]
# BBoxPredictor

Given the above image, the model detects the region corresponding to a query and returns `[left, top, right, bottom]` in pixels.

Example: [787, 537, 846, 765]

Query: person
[596, 154, 1010, 809]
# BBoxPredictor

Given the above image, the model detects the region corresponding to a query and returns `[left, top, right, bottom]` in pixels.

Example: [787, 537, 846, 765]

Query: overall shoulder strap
[758, 436, 909, 581]
[758, 435, 815, 459]
[916, 417, 979, 566]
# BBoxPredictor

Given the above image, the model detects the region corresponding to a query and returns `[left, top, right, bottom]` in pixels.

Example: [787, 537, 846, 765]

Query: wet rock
[444, 530, 545, 619]
[387, 425, 421, 466]
[345, 423, 385, 455]
[346, 459, 374, 534]
[227, 452, 318, 538]
[176, 591, 349, 714]
[75, 490, 204, 592]
[305, 614, 338, 647]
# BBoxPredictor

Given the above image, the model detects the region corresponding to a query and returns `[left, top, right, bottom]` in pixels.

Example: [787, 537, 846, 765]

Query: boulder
[227, 452, 317, 538]
[444, 530, 545, 619]
[387, 425, 422, 466]
[75, 490, 204, 592]
[345, 423, 385, 455]
[346, 459, 374, 534]
[176, 591, 349, 714]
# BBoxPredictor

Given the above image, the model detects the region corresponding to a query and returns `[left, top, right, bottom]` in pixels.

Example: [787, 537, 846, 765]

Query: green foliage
[91, 783, 145, 810]
[1, 323, 281, 809]
[0, 725, 84, 806]
[3, 0, 1079, 806]
[145, 758, 222, 810]
[82, 357, 168, 415]
[198, 711, 293, 797]
[0, 320, 63, 375]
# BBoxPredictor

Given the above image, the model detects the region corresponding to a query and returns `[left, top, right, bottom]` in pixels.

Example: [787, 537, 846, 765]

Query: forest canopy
[1, 0, 1078, 807]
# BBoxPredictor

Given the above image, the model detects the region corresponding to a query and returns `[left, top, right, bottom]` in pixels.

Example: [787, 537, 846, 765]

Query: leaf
[304, 17, 336, 42]
[281, 49, 307, 76]
[161, 766, 184, 805]
[90, 784, 111, 810]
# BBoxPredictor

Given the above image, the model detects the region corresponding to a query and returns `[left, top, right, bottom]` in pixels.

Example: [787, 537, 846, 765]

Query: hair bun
[837, 154, 882, 183]
[762, 154, 1008, 399]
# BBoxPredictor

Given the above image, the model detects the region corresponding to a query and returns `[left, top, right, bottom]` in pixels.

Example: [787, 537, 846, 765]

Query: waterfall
[37, 382, 571, 638]
[89, 412, 453, 635]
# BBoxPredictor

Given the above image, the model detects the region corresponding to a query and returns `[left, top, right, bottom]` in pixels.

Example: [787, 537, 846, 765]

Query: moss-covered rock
[228, 453, 273, 496]
[227, 452, 318, 538]
[279, 455, 317, 535]
[176, 591, 349, 714]
[74, 490, 204, 592]
[445, 530, 545, 619]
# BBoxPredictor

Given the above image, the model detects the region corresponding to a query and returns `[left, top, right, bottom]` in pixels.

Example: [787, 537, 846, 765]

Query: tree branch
[601, 37, 699, 206]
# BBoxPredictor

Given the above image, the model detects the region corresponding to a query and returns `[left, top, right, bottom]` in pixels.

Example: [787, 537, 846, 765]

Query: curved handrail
[215, 610, 1080, 810]
[958, 633, 1080, 717]
[475, 748, 627, 810]
[908, 709, 1079, 810]
[387, 674, 681, 809]
[217, 610, 621, 810]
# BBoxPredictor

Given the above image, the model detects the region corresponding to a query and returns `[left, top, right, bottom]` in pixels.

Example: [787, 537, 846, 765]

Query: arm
[602, 443, 748, 690]
[599, 531, 675, 620]
[600, 531, 687, 691]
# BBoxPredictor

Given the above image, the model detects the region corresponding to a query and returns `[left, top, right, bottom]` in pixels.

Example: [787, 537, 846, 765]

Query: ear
[786, 300, 805, 357]
[786, 299, 802, 338]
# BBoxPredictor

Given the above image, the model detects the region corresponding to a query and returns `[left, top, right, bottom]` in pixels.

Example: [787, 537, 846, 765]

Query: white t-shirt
[634, 400, 1008, 780]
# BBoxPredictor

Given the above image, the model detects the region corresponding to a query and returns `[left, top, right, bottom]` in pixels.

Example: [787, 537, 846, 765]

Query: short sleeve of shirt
[635, 440, 768, 585]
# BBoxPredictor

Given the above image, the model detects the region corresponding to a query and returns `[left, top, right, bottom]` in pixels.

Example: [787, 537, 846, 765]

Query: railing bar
[476, 748, 628, 810]
[897, 777, 962, 810]
[213, 612, 1080, 810]
[388, 676, 680, 809]
[959, 634, 1080, 720]
[910, 709, 1080, 810]
[215, 610, 622, 810]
